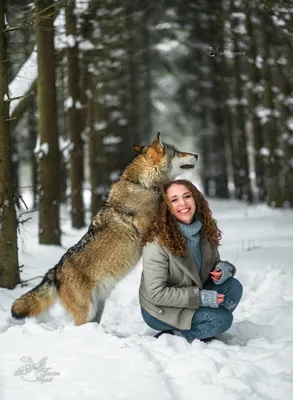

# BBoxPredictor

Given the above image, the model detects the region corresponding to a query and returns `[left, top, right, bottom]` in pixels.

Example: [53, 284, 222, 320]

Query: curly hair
[142, 180, 222, 255]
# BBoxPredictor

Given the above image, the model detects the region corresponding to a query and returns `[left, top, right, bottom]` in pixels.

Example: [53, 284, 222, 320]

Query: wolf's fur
[11, 134, 198, 325]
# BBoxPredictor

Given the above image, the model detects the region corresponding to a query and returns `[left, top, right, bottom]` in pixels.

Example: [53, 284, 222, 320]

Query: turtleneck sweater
[178, 218, 219, 309]
[178, 219, 202, 273]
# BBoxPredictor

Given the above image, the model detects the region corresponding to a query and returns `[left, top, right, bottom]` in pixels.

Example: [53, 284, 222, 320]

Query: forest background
[0, 0, 292, 289]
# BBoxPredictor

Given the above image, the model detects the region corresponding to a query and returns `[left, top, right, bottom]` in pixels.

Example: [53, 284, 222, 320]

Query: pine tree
[65, 0, 85, 228]
[0, 0, 20, 288]
[262, 12, 283, 207]
[229, 0, 252, 201]
[35, 0, 61, 244]
[245, 1, 266, 201]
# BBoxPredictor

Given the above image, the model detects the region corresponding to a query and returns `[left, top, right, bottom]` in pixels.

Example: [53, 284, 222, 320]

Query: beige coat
[139, 236, 236, 330]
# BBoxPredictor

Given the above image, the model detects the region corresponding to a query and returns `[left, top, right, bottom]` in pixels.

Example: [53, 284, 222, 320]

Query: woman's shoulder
[143, 239, 168, 256]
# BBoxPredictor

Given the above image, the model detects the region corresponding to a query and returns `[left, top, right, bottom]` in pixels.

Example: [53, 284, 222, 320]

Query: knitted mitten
[213, 262, 233, 285]
[200, 290, 219, 308]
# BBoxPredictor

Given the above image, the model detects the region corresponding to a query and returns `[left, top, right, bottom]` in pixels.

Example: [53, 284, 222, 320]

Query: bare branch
[20, 276, 44, 287]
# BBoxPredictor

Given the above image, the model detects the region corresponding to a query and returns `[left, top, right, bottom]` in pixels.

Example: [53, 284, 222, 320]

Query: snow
[34, 137, 49, 158]
[103, 135, 122, 145]
[260, 147, 270, 156]
[286, 117, 293, 131]
[64, 96, 74, 109]
[110, 110, 123, 120]
[66, 34, 76, 48]
[256, 106, 273, 125]
[94, 121, 107, 131]
[118, 118, 128, 126]
[156, 39, 180, 53]
[110, 49, 125, 58]
[79, 39, 95, 50]
[8, 0, 90, 114]
[231, 12, 246, 20]
[272, 15, 286, 26]
[8, 48, 38, 114]
[255, 55, 263, 69]
[1, 197, 293, 399]
[39, 142, 49, 157]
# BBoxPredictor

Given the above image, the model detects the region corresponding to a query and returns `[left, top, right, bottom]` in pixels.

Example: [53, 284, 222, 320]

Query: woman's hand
[210, 267, 222, 282]
[216, 293, 225, 304]
[200, 290, 225, 308]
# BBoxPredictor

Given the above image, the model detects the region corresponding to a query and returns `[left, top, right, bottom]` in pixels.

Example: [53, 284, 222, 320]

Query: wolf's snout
[179, 153, 198, 170]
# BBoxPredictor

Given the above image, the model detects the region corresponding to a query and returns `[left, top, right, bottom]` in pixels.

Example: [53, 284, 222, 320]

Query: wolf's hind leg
[58, 285, 91, 326]
[91, 300, 105, 323]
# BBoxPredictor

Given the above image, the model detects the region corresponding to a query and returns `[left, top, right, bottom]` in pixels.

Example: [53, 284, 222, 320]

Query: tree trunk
[0, 0, 20, 288]
[126, 3, 152, 142]
[209, 0, 229, 198]
[140, 12, 152, 139]
[281, 43, 293, 207]
[202, 0, 229, 198]
[90, 0, 132, 206]
[230, 0, 252, 202]
[88, 91, 107, 216]
[245, 2, 266, 202]
[57, 55, 69, 205]
[262, 13, 282, 207]
[28, 98, 38, 209]
[65, 0, 85, 228]
[35, 0, 61, 244]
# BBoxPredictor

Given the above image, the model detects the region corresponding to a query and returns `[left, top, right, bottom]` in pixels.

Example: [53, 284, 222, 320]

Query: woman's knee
[217, 307, 233, 333]
[193, 307, 233, 336]
[230, 277, 243, 301]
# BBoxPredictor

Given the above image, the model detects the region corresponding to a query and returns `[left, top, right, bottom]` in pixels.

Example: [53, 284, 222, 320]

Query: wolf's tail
[11, 268, 58, 320]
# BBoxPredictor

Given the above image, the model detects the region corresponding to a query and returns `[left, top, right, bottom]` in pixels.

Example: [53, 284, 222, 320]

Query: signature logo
[206, 46, 219, 57]
[206, 46, 246, 58]
[14, 356, 60, 383]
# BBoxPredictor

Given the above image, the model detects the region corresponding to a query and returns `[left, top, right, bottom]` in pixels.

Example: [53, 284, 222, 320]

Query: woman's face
[166, 184, 196, 224]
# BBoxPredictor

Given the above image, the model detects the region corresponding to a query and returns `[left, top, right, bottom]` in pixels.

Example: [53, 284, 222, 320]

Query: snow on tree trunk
[245, 2, 266, 202]
[229, 0, 252, 202]
[35, 0, 61, 244]
[262, 14, 283, 208]
[87, 76, 108, 215]
[65, 0, 85, 229]
[0, 0, 20, 288]
[274, 27, 293, 207]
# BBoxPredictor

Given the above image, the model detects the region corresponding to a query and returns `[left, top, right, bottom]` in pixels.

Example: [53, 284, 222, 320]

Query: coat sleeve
[142, 242, 200, 309]
[212, 247, 236, 276]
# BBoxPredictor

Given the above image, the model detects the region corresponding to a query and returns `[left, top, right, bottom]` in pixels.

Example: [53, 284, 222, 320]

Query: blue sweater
[178, 219, 203, 273]
[178, 219, 225, 308]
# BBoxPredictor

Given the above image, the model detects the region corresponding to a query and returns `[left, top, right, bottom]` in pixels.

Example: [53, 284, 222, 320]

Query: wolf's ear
[151, 132, 164, 153]
[132, 145, 145, 154]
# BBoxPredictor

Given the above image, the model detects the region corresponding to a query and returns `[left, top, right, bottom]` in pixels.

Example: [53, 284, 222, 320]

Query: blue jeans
[141, 277, 243, 342]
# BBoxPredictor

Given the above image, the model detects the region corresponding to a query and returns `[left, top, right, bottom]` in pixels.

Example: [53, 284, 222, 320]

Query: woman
[139, 180, 242, 343]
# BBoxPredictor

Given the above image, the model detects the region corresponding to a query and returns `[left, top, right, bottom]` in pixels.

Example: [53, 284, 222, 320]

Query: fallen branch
[20, 275, 44, 287]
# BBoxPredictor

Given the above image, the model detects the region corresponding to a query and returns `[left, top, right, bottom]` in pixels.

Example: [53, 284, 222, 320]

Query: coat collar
[168, 234, 212, 289]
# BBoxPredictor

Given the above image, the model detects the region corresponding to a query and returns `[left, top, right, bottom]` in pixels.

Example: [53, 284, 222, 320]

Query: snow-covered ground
[1, 199, 293, 400]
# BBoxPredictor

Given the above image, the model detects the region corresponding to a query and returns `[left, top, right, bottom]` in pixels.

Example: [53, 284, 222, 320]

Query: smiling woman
[139, 179, 243, 343]
[167, 184, 196, 224]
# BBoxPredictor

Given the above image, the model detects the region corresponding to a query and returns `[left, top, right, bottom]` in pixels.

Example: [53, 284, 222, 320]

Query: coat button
[158, 309, 163, 314]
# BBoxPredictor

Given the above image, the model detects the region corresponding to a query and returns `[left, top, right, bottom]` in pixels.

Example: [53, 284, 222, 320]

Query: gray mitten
[213, 262, 233, 285]
[200, 290, 219, 308]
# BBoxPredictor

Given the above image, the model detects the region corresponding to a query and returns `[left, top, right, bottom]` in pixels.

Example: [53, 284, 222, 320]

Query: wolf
[11, 133, 198, 326]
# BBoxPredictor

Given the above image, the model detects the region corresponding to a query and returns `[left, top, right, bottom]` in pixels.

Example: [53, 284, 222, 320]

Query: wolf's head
[127, 133, 198, 187]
